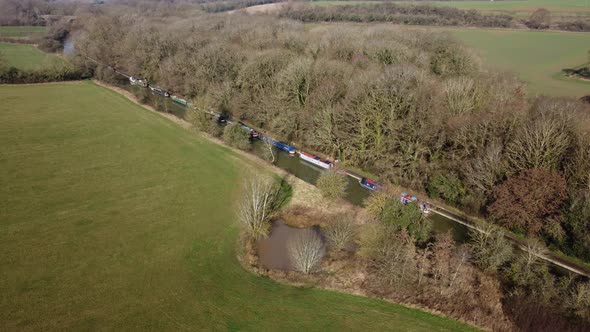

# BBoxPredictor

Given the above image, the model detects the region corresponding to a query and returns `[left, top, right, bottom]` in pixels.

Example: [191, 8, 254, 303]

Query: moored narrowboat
[129, 76, 148, 87]
[400, 192, 417, 205]
[171, 95, 187, 106]
[149, 86, 170, 97]
[261, 135, 295, 156]
[217, 114, 229, 124]
[237, 121, 260, 140]
[359, 177, 382, 191]
[298, 151, 333, 169]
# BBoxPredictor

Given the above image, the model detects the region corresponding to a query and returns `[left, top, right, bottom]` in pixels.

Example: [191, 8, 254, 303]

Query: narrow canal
[113, 82, 471, 243]
[67, 39, 586, 276]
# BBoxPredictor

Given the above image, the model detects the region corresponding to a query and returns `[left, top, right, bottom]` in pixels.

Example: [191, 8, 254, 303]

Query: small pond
[257, 220, 322, 271]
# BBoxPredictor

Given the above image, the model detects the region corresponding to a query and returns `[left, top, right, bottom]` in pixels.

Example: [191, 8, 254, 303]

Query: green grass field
[311, 0, 590, 18]
[411, 0, 590, 19]
[310, 0, 590, 22]
[0, 82, 476, 331]
[0, 26, 46, 39]
[451, 29, 590, 97]
[0, 42, 65, 70]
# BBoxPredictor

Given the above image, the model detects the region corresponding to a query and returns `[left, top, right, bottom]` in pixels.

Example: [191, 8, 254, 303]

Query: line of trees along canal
[52, 2, 590, 328]
[74, 9, 590, 263]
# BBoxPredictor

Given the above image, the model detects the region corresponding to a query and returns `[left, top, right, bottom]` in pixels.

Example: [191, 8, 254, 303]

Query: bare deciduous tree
[432, 232, 454, 286]
[373, 230, 417, 288]
[568, 282, 590, 320]
[288, 229, 325, 274]
[324, 214, 355, 251]
[238, 175, 280, 239]
[262, 139, 276, 163]
[358, 223, 417, 288]
[505, 117, 571, 172]
[443, 77, 483, 115]
[505, 238, 555, 301]
[464, 142, 505, 197]
[417, 243, 432, 285]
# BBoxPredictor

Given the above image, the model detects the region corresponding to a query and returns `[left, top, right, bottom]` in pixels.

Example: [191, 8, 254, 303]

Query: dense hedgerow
[279, 3, 515, 28]
[0, 63, 86, 84]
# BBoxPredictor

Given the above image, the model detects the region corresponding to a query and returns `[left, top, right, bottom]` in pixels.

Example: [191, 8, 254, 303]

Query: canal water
[249, 141, 470, 242]
[63, 37, 75, 56]
[115, 80, 471, 244]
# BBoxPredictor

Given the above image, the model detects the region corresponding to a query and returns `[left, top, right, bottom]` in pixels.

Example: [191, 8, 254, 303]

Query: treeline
[0, 0, 47, 26]
[525, 8, 590, 32]
[0, 44, 86, 84]
[557, 20, 590, 32]
[73, 10, 590, 265]
[279, 3, 515, 28]
[0, 0, 78, 26]
[200, 0, 284, 13]
[360, 194, 590, 331]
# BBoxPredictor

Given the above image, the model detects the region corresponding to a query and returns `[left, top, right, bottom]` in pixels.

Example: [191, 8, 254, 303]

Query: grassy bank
[0, 42, 65, 70]
[0, 26, 46, 40]
[0, 82, 476, 331]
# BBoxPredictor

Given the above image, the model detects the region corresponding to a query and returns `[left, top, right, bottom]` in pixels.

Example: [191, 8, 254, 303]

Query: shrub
[316, 170, 347, 200]
[365, 192, 430, 243]
[223, 123, 251, 151]
[427, 173, 466, 205]
[382, 197, 431, 243]
[324, 214, 355, 251]
[469, 225, 513, 273]
[526, 8, 551, 29]
[364, 191, 391, 219]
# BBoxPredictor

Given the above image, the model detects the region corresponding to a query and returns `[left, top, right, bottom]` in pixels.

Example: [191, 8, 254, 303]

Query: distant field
[0, 82, 475, 331]
[310, 0, 590, 19]
[419, 0, 590, 18]
[312, 0, 381, 5]
[451, 29, 590, 97]
[0, 26, 46, 39]
[0, 42, 64, 70]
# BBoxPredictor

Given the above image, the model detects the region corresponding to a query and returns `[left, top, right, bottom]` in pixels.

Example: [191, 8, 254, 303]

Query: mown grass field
[0, 42, 65, 70]
[0, 26, 46, 39]
[0, 82, 476, 331]
[451, 29, 590, 97]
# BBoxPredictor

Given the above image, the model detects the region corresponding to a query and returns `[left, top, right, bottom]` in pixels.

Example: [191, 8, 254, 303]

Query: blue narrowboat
[261, 135, 295, 156]
[359, 178, 382, 191]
